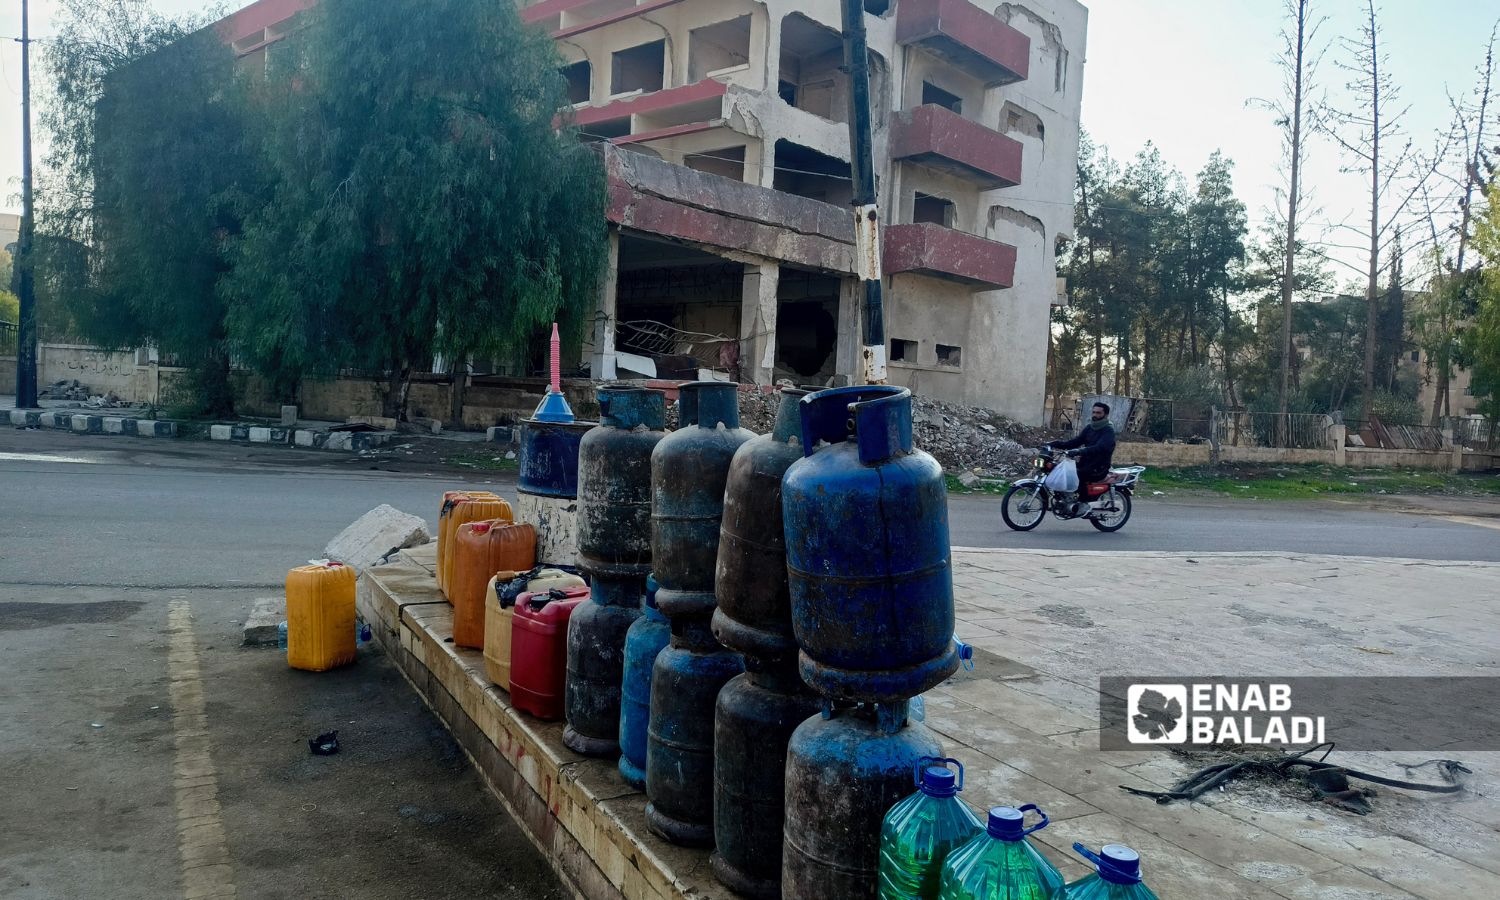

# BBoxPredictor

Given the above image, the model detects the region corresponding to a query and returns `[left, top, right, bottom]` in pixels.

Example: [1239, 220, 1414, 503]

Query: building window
[773, 140, 853, 206]
[685, 146, 747, 181]
[890, 338, 917, 362]
[779, 14, 847, 122]
[563, 60, 591, 105]
[913, 193, 956, 227]
[689, 15, 752, 82]
[936, 344, 962, 367]
[612, 40, 665, 96]
[921, 81, 963, 114]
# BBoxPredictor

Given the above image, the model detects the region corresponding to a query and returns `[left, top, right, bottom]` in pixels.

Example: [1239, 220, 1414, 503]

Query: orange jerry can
[451, 521, 537, 649]
[485, 569, 587, 690]
[437, 492, 511, 598]
[285, 561, 357, 672]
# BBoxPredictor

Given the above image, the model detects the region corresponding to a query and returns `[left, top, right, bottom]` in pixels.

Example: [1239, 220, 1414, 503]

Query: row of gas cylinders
[437, 381, 965, 899]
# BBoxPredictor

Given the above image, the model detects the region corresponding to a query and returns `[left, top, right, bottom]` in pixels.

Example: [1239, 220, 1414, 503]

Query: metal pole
[14, 0, 38, 407]
[840, 0, 885, 385]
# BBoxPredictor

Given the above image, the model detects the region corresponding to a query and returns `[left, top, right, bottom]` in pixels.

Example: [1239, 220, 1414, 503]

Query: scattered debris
[308, 731, 340, 756]
[1121, 744, 1470, 816]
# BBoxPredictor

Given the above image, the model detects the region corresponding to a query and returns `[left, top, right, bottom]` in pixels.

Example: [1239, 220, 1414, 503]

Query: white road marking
[0, 451, 98, 463]
[1442, 515, 1500, 533]
[167, 599, 237, 899]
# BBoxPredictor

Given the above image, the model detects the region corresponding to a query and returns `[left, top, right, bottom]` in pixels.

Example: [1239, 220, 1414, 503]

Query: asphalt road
[0, 430, 565, 900]
[2, 431, 1497, 587]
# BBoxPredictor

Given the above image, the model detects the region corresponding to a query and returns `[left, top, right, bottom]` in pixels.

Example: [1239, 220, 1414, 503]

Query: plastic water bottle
[277, 621, 288, 651]
[355, 620, 371, 647]
[878, 758, 984, 899]
[1064, 844, 1160, 900]
[938, 805, 1065, 900]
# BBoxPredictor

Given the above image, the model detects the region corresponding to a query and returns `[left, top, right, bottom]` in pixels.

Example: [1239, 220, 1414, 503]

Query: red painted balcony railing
[891, 104, 1023, 189]
[895, 0, 1030, 86]
[884, 223, 1017, 289]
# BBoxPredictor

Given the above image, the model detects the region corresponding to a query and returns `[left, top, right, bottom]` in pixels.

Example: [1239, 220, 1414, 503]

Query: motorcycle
[1001, 447, 1146, 533]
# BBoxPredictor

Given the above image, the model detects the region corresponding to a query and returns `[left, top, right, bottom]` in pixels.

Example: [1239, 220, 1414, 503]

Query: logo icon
[1127, 684, 1187, 744]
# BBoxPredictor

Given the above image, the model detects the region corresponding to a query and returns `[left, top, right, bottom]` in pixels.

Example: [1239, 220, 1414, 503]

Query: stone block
[323, 504, 431, 571]
[70, 414, 103, 433]
[9, 409, 41, 427]
[293, 429, 321, 448]
[135, 420, 175, 438]
[280, 405, 298, 427]
[323, 431, 353, 452]
[102, 417, 127, 434]
[241, 597, 283, 647]
[486, 425, 514, 444]
[231, 424, 250, 441]
[45, 412, 72, 429]
[247, 426, 291, 444]
[209, 424, 233, 441]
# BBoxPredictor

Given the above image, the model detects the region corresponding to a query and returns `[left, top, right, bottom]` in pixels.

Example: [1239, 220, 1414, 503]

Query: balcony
[600, 144, 856, 274]
[891, 104, 1023, 189]
[883, 223, 1016, 289]
[895, 0, 1030, 86]
[573, 78, 730, 130]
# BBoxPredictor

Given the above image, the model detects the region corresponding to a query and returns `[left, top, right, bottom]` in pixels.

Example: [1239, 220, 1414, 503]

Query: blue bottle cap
[988, 804, 1049, 840]
[918, 766, 958, 798]
[1074, 843, 1143, 885]
[987, 807, 1025, 839]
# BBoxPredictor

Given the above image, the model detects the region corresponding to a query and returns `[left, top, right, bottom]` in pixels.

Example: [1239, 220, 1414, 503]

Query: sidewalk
[364, 547, 1499, 900]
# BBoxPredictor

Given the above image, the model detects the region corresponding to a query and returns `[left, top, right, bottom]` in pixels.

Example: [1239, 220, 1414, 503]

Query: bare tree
[1251, 0, 1324, 444]
[1320, 0, 1437, 419]
[1425, 25, 1496, 423]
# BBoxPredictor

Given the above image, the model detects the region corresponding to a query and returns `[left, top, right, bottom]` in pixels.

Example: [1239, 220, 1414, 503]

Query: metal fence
[1133, 398, 1213, 443]
[0, 322, 16, 357]
[1217, 411, 1333, 450]
[1445, 417, 1497, 451]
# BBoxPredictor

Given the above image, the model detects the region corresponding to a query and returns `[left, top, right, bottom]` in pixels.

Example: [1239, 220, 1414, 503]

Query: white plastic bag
[1043, 457, 1079, 493]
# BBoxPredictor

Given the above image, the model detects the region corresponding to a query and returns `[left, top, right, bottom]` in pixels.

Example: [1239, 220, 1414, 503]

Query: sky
[0, 0, 1495, 287]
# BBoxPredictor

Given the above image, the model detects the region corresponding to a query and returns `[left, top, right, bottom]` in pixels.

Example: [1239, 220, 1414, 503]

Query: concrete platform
[363, 545, 1497, 900]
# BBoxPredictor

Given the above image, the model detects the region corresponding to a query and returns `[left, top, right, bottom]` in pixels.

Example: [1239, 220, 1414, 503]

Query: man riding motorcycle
[1046, 402, 1117, 516]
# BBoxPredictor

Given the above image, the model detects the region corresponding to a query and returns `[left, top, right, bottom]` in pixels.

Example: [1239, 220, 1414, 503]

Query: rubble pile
[40, 379, 93, 401]
[659, 384, 1063, 478]
[910, 395, 1063, 478]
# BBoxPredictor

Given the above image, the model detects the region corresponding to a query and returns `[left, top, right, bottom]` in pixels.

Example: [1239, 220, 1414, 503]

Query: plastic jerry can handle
[913, 756, 964, 790]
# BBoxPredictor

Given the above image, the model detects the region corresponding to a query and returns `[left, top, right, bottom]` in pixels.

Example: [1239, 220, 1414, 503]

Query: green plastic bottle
[1064, 844, 1161, 900]
[937, 805, 1066, 900]
[878, 757, 984, 899]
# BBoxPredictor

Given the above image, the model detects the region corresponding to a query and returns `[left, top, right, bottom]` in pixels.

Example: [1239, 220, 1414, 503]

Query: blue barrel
[517, 419, 591, 498]
[782, 386, 958, 703]
[646, 381, 754, 846]
[618, 576, 669, 790]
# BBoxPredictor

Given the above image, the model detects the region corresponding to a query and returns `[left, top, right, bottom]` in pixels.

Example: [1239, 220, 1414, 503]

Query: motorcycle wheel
[1088, 490, 1132, 532]
[1002, 484, 1047, 531]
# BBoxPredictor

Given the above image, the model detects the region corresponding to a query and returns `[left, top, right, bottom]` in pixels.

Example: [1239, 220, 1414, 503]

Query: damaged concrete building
[555, 0, 1088, 423]
[220, 0, 1087, 424]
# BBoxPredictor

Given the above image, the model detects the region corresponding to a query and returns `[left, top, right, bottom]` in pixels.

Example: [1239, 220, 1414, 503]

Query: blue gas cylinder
[566, 386, 665, 757]
[617, 575, 669, 790]
[646, 382, 754, 846]
[782, 386, 958, 702]
[782, 701, 944, 899]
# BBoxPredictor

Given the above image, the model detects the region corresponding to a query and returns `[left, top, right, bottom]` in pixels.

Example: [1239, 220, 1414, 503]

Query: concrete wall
[1116, 441, 1497, 473]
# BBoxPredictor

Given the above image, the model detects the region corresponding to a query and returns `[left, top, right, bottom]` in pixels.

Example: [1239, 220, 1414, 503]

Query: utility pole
[840, 0, 886, 385]
[14, 0, 37, 408]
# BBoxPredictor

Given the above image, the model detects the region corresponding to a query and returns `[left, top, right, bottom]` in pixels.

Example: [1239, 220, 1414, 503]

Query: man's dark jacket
[1054, 420, 1117, 483]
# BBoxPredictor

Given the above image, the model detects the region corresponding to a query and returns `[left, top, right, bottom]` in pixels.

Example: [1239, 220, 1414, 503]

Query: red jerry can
[510, 587, 589, 720]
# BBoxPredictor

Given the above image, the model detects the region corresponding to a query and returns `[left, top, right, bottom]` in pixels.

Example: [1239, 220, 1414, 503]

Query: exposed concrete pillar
[1330, 423, 1347, 467]
[1446, 424, 1464, 473]
[739, 262, 779, 385]
[835, 276, 862, 385]
[591, 227, 621, 381]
